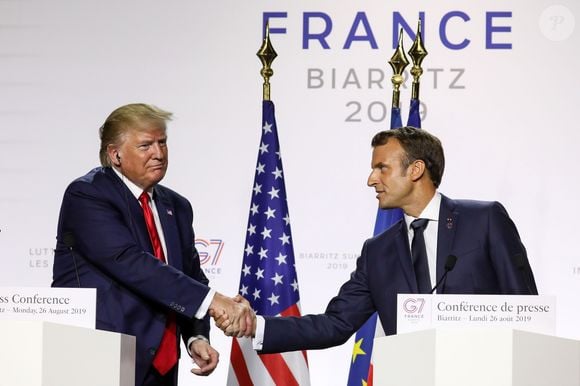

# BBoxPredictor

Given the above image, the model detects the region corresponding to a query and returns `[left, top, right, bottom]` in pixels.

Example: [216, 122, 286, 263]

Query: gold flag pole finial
[257, 22, 278, 101]
[408, 20, 428, 100]
[388, 28, 410, 109]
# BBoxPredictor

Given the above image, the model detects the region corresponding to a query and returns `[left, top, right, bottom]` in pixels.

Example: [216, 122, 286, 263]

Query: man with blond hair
[53, 103, 254, 386]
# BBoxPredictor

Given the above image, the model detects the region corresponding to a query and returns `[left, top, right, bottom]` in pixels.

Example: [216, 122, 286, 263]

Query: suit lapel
[154, 187, 182, 271]
[436, 194, 459, 280]
[104, 168, 153, 253]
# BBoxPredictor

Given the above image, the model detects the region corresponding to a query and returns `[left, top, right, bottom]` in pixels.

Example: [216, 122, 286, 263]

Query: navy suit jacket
[52, 167, 211, 385]
[261, 194, 537, 353]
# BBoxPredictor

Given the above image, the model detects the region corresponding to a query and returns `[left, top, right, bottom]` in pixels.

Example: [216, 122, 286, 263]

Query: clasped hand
[209, 293, 255, 338]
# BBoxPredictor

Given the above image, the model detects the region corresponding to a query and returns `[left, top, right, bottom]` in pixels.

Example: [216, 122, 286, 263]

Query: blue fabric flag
[407, 98, 421, 128]
[346, 104, 407, 386]
[391, 106, 403, 129]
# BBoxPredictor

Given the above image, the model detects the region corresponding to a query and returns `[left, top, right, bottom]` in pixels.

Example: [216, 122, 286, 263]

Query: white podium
[373, 328, 580, 386]
[0, 321, 135, 386]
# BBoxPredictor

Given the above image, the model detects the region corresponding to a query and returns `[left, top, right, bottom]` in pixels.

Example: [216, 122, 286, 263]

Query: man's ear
[107, 144, 121, 167]
[410, 159, 426, 182]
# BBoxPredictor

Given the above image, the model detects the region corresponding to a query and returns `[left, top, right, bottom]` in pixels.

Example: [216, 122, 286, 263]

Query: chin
[379, 202, 396, 210]
[149, 173, 166, 186]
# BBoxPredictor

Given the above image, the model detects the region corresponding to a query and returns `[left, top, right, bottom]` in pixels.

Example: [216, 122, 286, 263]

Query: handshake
[209, 293, 256, 338]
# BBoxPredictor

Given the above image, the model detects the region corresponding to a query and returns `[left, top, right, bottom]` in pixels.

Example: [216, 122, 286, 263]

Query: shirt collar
[404, 191, 441, 231]
[111, 167, 153, 200]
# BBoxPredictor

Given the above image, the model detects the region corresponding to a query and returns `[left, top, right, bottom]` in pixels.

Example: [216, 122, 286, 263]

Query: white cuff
[252, 315, 265, 350]
[187, 335, 209, 357]
[195, 288, 216, 319]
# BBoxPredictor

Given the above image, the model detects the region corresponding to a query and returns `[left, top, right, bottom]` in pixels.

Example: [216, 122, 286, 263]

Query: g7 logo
[403, 298, 426, 314]
[195, 239, 224, 266]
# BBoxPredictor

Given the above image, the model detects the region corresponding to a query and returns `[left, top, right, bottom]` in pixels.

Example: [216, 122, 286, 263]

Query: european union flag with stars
[347, 103, 406, 386]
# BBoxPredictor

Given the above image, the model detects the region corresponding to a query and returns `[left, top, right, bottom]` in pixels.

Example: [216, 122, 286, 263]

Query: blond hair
[98, 103, 173, 166]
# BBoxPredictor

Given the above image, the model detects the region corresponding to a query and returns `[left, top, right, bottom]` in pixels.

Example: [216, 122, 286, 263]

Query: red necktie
[139, 191, 178, 375]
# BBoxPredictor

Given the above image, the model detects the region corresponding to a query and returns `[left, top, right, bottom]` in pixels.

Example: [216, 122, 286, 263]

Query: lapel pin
[446, 217, 453, 229]
[167, 209, 173, 216]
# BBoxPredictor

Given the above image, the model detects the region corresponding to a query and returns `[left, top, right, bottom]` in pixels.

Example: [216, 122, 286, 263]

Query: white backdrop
[0, 1, 578, 385]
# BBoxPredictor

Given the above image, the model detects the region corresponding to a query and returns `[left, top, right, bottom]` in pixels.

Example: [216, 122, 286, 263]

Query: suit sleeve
[178, 236, 211, 344]
[261, 240, 376, 353]
[488, 202, 538, 294]
[59, 179, 211, 319]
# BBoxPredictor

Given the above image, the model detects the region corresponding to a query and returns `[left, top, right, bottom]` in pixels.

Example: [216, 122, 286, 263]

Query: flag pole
[347, 27, 412, 386]
[348, 20, 429, 386]
[256, 23, 278, 101]
[408, 20, 428, 101]
[227, 22, 310, 386]
[388, 28, 410, 110]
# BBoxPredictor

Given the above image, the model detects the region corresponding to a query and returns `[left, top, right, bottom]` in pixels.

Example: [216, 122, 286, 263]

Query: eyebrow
[372, 161, 387, 168]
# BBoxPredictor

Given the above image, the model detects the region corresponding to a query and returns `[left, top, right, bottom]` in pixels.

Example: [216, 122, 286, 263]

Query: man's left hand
[189, 339, 219, 376]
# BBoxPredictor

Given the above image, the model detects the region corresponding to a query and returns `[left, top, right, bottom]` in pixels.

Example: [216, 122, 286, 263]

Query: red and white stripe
[367, 315, 386, 386]
[228, 304, 310, 386]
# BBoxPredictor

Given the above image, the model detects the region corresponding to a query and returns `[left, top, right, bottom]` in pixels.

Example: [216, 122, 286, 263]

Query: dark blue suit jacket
[261, 195, 537, 353]
[52, 167, 211, 385]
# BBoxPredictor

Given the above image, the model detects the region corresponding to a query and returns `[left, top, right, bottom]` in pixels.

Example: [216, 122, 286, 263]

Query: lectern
[373, 328, 580, 386]
[0, 320, 135, 386]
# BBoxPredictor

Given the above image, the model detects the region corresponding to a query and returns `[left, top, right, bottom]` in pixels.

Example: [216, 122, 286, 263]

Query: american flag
[227, 100, 310, 386]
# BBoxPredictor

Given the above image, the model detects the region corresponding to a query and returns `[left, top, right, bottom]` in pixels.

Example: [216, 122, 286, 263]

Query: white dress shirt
[403, 192, 441, 290]
[252, 192, 443, 349]
[112, 168, 214, 351]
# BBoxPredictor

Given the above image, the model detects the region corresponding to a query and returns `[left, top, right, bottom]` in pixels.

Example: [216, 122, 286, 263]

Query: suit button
[149, 348, 156, 356]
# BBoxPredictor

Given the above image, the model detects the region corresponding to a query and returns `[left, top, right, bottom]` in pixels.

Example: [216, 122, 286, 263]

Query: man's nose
[151, 143, 164, 158]
[367, 170, 377, 187]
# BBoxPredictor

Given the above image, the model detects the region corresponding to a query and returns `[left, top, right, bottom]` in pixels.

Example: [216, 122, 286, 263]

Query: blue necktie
[411, 218, 432, 293]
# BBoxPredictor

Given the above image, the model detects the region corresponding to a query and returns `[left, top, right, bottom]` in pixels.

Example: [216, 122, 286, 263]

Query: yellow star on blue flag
[351, 337, 367, 364]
